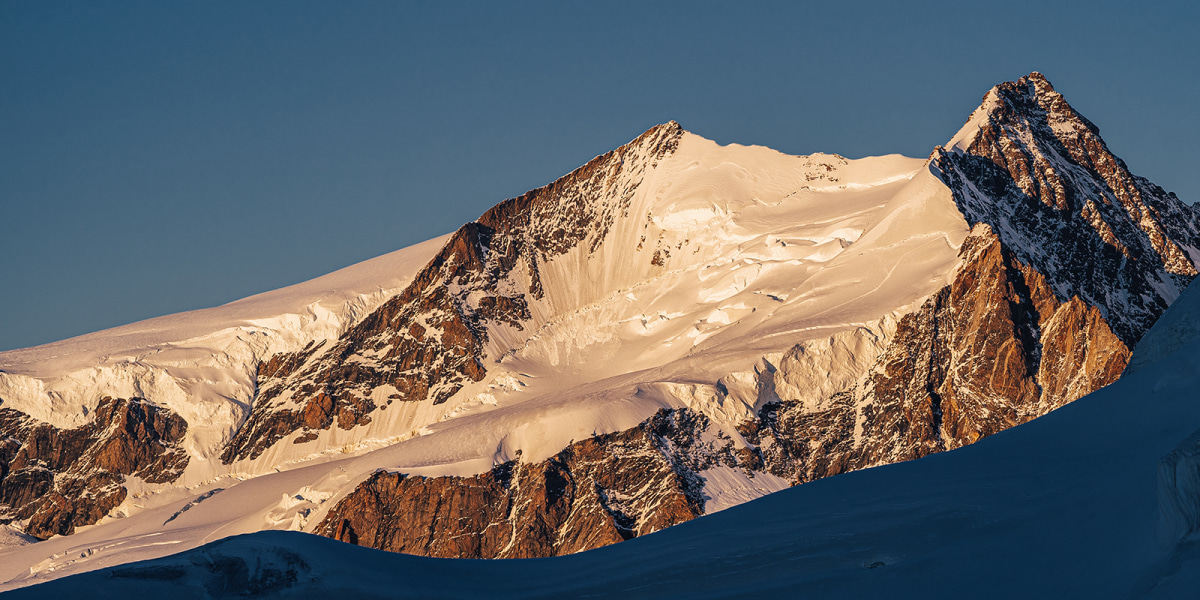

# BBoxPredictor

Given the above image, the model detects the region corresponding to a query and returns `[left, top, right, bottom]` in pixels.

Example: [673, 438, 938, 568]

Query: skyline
[3, 1, 1199, 352]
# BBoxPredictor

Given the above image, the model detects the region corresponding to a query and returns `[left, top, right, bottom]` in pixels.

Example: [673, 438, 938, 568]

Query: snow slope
[9, 282, 1200, 598]
[206, 130, 964, 480]
[440, 132, 966, 468]
[1127, 271, 1200, 374]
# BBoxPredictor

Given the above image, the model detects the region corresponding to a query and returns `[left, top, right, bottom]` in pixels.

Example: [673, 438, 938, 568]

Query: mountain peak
[993, 71, 1100, 132]
[1014, 70, 1055, 94]
[934, 72, 1200, 342]
[946, 71, 1093, 154]
[638, 120, 685, 143]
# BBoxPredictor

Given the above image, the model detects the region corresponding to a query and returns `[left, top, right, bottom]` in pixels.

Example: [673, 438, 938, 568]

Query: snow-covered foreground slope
[11, 282, 1200, 599]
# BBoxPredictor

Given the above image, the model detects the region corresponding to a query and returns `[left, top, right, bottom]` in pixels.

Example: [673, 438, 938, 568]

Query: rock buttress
[0, 396, 189, 538]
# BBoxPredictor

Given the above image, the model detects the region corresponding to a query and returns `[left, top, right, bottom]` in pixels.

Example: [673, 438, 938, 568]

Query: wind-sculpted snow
[1159, 428, 1200, 546]
[1127, 271, 1200, 374]
[0, 73, 1198, 585]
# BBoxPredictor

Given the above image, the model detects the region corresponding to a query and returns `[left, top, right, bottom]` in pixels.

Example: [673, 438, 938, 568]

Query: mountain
[9, 259, 1200, 600]
[1, 72, 1199, 587]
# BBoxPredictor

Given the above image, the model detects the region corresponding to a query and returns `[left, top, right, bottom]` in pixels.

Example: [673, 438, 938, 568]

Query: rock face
[314, 221, 1135, 557]
[222, 123, 683, 464]
[936, 72, 1200, 344]
[314, 73, 1200, 559]
[318, 409, 747, 558]
[745, 74, 1196, 480]
[0, 396, 188, 538]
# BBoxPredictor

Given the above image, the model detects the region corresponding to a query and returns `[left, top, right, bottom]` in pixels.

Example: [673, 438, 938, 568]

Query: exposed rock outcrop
[318, 408, 749, 558]
[742, 224, 1130, 484]
[0, 396, 188, 538]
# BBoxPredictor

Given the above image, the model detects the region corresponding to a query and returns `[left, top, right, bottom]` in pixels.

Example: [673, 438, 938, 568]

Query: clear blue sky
[2, 1, 1198, 352]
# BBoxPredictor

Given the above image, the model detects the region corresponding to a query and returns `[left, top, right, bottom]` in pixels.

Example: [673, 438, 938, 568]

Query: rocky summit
[0, 72, 1197, 588]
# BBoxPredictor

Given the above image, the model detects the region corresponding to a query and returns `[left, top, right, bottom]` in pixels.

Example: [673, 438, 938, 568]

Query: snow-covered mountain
[13, 275, 1200, 599]
[1, 72, 1198, 588]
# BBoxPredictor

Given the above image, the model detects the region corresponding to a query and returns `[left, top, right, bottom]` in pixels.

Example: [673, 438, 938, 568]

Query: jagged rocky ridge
[312, 73, 1200, 557]
[936, 72, 1199, 344]
[1, 72, 1198, 557]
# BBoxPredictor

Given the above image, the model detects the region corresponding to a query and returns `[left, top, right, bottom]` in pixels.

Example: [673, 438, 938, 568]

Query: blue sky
[2, 1, 1198, 352]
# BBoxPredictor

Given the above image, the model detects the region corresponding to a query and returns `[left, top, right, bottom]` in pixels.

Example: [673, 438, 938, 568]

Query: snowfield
[6, 277, 1200, 598]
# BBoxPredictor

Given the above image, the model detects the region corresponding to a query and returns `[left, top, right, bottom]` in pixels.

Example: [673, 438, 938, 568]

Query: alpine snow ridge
[0, 73, 1198, 585]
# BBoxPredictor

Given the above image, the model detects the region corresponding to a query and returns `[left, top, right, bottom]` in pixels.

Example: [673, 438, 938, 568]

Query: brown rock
[319, 408, 740, 558]
[0, 396, 189, 538]
[1037, 297, 1129, 410]
[749, 224, 1135, 484]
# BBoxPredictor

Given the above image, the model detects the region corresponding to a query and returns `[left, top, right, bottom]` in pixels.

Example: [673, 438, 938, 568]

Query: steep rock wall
[0, 396, 188, 538]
